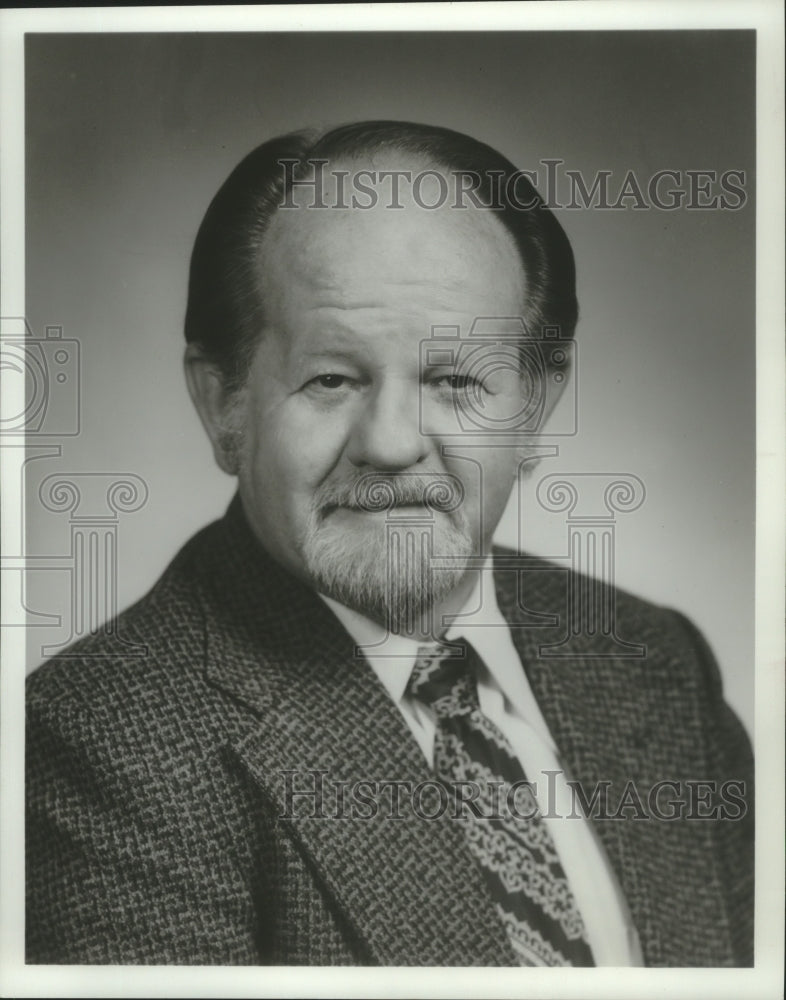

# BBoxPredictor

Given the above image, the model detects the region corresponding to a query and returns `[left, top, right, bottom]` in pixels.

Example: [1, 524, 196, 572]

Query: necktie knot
[407, 640, 479, 718]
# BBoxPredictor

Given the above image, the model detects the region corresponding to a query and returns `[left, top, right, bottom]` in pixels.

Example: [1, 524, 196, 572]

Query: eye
[310, 374, 348, 389]
[431, 373, 481, 391]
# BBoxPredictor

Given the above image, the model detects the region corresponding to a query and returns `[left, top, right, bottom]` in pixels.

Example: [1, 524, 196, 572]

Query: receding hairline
[254, 150, 531, 327]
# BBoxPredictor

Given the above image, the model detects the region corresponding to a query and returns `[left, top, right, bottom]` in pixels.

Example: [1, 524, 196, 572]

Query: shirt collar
[442, 568, 556, 746]
[318, 592, 420, 703]
[318, 558, 550, 734]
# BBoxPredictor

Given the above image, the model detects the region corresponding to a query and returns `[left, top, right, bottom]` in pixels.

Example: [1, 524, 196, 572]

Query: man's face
[226, 167, 540, 626]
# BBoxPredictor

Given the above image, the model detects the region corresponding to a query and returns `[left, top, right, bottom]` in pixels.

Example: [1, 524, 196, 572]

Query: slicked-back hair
[184, 120, 578, 390]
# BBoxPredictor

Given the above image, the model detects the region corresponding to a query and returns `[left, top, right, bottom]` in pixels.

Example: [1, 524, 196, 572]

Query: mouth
[318, 474, 466, 522]
[320, 500, 428, 517]
[321, 501, 432, 519]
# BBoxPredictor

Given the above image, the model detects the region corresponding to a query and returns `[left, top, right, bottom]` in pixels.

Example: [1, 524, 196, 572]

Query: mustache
[316, 473, 466, 516]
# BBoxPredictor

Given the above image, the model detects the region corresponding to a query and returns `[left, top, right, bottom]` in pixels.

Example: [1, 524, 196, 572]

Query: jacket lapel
[198, 498, 515, 966]
[494, 555, 735, 966]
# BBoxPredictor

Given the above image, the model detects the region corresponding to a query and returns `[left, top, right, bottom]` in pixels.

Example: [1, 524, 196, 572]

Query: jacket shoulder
[490, 543, 739, 707]
[492, 544, 677, 627]
[26, 517, 221, 713]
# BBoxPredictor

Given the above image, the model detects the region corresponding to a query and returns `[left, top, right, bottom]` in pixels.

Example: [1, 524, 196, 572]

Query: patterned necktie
[407, 640, 595, 967]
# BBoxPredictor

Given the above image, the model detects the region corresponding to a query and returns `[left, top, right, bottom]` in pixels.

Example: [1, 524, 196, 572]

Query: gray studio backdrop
[22, 31, 755, 732]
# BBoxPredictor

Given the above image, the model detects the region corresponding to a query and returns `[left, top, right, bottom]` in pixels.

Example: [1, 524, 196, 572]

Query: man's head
[185, 121, 576, 630]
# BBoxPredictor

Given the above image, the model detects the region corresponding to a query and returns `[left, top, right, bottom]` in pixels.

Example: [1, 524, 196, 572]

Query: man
[26, 121, 753, 966]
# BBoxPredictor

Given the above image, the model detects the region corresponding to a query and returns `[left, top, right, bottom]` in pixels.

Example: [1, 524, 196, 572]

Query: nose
[345, 380, 429, 470]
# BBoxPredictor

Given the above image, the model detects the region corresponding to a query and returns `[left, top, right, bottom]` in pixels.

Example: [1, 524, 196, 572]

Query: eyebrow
[297, 348, 364, 362]
[288, 345, 372, 373]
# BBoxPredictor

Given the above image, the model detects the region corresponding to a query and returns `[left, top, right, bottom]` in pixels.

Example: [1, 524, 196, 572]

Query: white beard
[299, 476, 475, 631]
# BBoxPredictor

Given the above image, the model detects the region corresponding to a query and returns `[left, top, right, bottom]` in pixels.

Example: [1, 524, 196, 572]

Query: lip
[322, 501, 429, 517]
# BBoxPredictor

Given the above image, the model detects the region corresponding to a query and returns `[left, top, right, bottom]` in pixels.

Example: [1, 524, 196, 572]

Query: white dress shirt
[319, 563, 643, 967]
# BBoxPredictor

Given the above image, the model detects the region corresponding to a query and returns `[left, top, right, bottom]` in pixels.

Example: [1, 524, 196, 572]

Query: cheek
[441, 451, 518, 529]
[478, 453, 520, 513]
[244, 396, 351, 495]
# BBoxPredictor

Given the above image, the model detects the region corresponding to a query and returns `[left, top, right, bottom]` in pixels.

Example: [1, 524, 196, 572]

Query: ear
[538, 361, 570, 428]
[183, 344, 244, 475]
[514, 359, 571, 478]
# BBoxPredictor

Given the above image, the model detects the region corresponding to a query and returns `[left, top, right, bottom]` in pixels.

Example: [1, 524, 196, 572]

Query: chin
[300, 508, 474, 629]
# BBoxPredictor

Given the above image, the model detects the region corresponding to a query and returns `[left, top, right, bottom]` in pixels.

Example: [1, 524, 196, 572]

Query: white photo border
[1, 3, 783, 998]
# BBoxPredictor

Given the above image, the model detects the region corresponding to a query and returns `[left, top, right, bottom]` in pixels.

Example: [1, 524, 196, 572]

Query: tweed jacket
[26, 496, 754, 966]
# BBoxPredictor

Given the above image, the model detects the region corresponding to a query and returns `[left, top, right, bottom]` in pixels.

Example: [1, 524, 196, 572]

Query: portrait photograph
[0, 4, 783, 999]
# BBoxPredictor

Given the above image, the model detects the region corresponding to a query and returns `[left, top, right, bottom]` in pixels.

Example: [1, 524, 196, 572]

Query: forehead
[257, 155, 526, 316]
